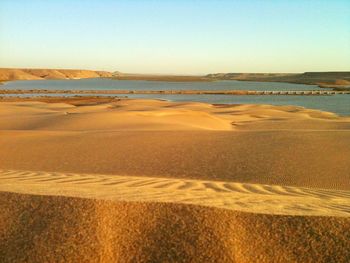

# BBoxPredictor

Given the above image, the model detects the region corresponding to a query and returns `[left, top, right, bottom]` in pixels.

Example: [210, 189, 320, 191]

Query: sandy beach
[0, 97, 349, 262]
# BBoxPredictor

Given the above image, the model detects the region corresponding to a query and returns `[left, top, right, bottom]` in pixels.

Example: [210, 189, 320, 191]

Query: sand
[0, 68, 208, 82]
[1, 169, 349, 217]
[0, 68, 113, 81]
[207, 72, 350, 89]
[1, 98, 350, 189]
[0, 98, 349, 262]
[1, 192, 349, 263]
[2, 68, 349, 87]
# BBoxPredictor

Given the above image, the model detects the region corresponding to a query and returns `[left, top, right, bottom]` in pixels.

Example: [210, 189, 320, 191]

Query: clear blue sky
[1, 0, 349, 74]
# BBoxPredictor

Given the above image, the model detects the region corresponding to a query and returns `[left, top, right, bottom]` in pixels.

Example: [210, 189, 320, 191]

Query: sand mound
[0, 191, 349, 262]
[0, 68, 112, 81]
[0, 68, 209, 82]
[0, 69, 42, 81]
[0, 100, 233, 131]
[0, 99, 348, 131]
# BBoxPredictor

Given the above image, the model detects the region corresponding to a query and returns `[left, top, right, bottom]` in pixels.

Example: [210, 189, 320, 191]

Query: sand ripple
[0, 169, 349, 217]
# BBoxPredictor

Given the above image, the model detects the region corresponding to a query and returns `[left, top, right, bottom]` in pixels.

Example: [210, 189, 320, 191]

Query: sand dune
[1, 169, 349, 262]
[1, 191, 348, 262]
[0, 68, 208, 82]
[0, 170, 349, 261]
[0, 68, 112, 81]
[1, 98, 350, 262]
[0, 99, 348, 131]
[0, 99, 350, 191]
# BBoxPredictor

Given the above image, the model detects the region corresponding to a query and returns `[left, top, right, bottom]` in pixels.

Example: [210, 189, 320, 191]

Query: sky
[0, 0, 349, 74]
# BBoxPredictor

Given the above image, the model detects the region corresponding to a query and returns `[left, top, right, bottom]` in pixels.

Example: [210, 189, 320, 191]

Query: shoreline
[1, 88, 349, 96]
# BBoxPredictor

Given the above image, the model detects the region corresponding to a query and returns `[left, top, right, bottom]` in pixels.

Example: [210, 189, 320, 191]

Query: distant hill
[0, 68, 113, 82]
[1, 69, 349, 89]
[206, 72, 350, 89]
[0, 68, 210, 83]
[111, 71, 211, 82]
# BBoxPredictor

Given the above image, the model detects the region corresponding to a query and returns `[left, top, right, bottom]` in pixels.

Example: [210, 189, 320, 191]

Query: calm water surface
[4, 78, 328, 91]
[2, 79, 349, 116]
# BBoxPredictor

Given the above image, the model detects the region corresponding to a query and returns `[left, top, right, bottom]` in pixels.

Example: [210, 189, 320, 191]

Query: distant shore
[1, 68, 349, 90]
[207, 72, 350, 90]
[0, 68, 210, 83]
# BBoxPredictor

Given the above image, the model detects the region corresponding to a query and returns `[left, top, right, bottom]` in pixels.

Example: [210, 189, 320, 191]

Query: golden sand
[0, 98, 349, 262]
[1, 192, 349, 262]
[1, 169, 349, 217]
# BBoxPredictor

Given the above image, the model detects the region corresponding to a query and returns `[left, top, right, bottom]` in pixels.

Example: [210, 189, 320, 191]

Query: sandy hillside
[1, 191, 349, 263]
[0, 68, 113, 81]
[0, 98, 350, 262]
[0, 68, 207, 82]
[207, 71, 350, 88]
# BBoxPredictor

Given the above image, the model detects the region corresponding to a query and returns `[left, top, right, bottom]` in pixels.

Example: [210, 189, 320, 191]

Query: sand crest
[0, 169, 349, 217]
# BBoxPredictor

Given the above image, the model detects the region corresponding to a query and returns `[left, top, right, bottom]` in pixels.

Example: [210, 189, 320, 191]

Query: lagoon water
[4, 78, 328, 91]
[3, 79, 349, 116]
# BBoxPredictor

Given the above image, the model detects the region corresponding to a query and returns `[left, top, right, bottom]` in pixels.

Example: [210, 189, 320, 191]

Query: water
[2, 79, 349, 116]
[3, 78, 328, 91]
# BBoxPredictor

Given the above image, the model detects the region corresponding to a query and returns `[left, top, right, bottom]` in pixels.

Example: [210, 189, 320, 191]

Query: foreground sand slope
[1, 191, 349, 263]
